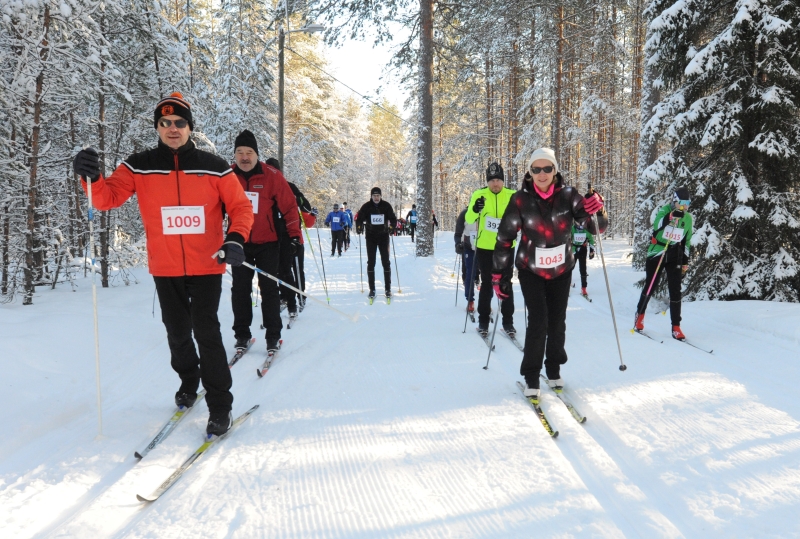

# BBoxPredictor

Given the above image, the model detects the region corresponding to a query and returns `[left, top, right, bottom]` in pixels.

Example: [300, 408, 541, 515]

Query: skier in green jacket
[465, 162, 517, 337]
[571, 222, 595, 297]
[634, 186, 694, 340]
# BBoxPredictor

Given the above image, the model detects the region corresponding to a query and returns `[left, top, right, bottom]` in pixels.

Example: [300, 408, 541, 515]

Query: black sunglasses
[530, 166, 554, 174]
[158, 118, 189, 129]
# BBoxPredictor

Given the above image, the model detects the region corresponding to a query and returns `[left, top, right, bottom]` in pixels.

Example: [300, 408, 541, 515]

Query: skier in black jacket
[493, 148, 607, 399]
[355, 187, 397, 300]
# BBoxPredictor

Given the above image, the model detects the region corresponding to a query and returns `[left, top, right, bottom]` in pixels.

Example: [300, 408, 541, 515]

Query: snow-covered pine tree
[639, 0, 800, 301]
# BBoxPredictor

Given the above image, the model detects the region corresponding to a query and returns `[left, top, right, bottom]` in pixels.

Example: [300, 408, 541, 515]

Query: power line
[283, 45, 413, 127]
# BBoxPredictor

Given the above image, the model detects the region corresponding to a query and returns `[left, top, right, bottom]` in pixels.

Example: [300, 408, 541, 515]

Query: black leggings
[476, 248, 514, 326]
[231, 242, 283, 341]
[366, 234, 391, 292]
[636, 255, 683, 325]
[518, 269, 571, 382]
[575, 245, 588, 288]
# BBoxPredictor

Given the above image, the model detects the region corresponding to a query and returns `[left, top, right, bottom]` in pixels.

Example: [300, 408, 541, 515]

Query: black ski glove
[455, 242, 464, 255]
[589, 247, 595, 260]
[472, 196, 485, 213]
[356, 225, 363, 235]
[73, 148, 101, 182]
[216, 233, 246, 266]
[289, 237, 302, 255]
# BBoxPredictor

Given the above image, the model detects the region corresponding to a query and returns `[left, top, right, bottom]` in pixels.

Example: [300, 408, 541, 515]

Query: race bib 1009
[245, 191, 259, 213]
[663, 225, 685, 243]
[535, 244, 566, 269]
[371, 214, 385, 226]
[484, 216, 501, 232]
[161, 206, 205, 235]
[573, 232, 587, 244]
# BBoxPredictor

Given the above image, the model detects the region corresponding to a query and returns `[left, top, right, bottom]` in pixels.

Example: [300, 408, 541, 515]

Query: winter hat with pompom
[154, 92, 194, 130]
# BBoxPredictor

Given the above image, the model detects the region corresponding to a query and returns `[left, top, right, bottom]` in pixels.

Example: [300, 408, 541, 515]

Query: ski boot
[206, 411, 232, 438]
[175, 391, 198, 410]
[523, 378, 540, 399]
[672, 325, 686, 341]
[503, 324, 516, 338]
[634, 312, 645, 331]
[234, 336, 251, 351]
[368, 290, 376, 304]
[547, 378, 564, 390]
[385, 289, 392, 304]
[467, 300, 475, 313]
[477, 322, 489, 337]
[581, 287, 588, 296]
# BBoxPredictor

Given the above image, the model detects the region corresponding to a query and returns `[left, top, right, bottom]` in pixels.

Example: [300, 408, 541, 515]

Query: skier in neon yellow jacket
[465, 162, 517, 337]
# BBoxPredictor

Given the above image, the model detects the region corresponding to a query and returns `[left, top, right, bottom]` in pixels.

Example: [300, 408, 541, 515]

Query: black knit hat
[674, 186, 691, 201]
[486, 162, 504, 182]
[154, 92, 194, 130]
[265, 157, 281, 171]
[235, 130, 259, 155]
[371, 187, 382, 196]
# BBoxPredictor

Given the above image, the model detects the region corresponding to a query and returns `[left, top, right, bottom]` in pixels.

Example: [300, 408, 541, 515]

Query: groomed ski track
[1, 235, 799, 538]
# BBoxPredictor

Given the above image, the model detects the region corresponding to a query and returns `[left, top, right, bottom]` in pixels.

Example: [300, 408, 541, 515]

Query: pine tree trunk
[415, 0, 434, 257]
[23, 6, 51, 305]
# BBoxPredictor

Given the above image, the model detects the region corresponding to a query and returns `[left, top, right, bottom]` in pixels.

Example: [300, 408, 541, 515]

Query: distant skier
[454, 207, 477, 313]
[325, 203, 347, 257]
[406, 204, 419, 241]
[571, 221, 595, 297]
[71, 92, 254, 437]
[342, 202, 354, 251]
[355, 187, 397, 301]
[634, 186, 694, 341]
[432, 211, 439, 232]
[465, 162, 517, 337]
[492, 148, 607, 398]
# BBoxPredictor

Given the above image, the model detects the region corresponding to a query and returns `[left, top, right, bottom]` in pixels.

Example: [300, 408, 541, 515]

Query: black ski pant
[294, 245, 306, 305]
[575, 245, 589, 288]
[154, 274, 232, 414]
[231, 242, 282, 342]
[366, 234, 391, 292]
[331, 229, 345, 255]
[476, 247, 514, 327]
[409, 223, 416, 241]
[636, 254, 683, 326]
[518, 268, 571, 384]
[344, 227, 351, 248]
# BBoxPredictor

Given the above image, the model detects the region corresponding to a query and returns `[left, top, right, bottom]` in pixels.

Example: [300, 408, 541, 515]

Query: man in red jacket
[229, 131, 301, 354]
[72, 92, 253, 438]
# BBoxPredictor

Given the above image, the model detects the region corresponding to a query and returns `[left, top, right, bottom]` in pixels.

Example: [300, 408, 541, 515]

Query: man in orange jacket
[72, 92, 253, 438]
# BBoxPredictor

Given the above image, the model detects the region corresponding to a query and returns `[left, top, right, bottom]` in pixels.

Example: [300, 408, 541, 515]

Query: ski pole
[83, 170, 103, 437]
[454, 254, 461, 306]
[358, 231, 364, 293]
[314, 221, 330, 303]
[451, 252, 458, 277]
[293, 253, 303, 308]
[215, 252, 356, 321]
[300, 211, 327, 303]
[390, 234, 402, 293]
[644, 218, 679, 297]
[592, 214, 627, 372]
[462, 247, 479, 332]
[483, 297, 502, 370]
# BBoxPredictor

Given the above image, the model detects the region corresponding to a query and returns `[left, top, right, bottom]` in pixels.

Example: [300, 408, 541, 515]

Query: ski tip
[552, 431, 560, 438]
[136, 494, 155, 503]
[580, 417, 587, 424]
[256, 369, 263, 378]
[134, 452, 143, 460]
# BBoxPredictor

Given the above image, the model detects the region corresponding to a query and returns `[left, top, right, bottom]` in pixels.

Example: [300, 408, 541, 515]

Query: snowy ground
[1, 232, 799, 538]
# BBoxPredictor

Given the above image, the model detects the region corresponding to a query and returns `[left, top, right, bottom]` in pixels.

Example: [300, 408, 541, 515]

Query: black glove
[589, 248, 595, 260]
[356, 225, 363, 235]
[455, 242, 464, 255]
[472, 196, 485, 213]
[73, 148, 100, 182]
[289, 237, 302, 255]
[310, 207, 319, 216]
[216, 235, 245, 266]
[671, 210, 684, 219]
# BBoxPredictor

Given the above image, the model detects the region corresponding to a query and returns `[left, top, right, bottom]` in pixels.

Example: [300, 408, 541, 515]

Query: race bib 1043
[573, 232, 587, 244]
[484, 216, 501, 232]
[161, 206, 205, 235]
[245, 191, 259, 213]
[371, 214, 385, 225]
[663, 225, 685, 243]
[535, 244, 566, 269]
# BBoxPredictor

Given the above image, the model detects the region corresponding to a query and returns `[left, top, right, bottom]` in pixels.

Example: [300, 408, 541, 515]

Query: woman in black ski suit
[492, 148, 607, 398]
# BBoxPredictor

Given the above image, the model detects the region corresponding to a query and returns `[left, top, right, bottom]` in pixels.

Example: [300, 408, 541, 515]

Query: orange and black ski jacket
[82, 140, 253, 277]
